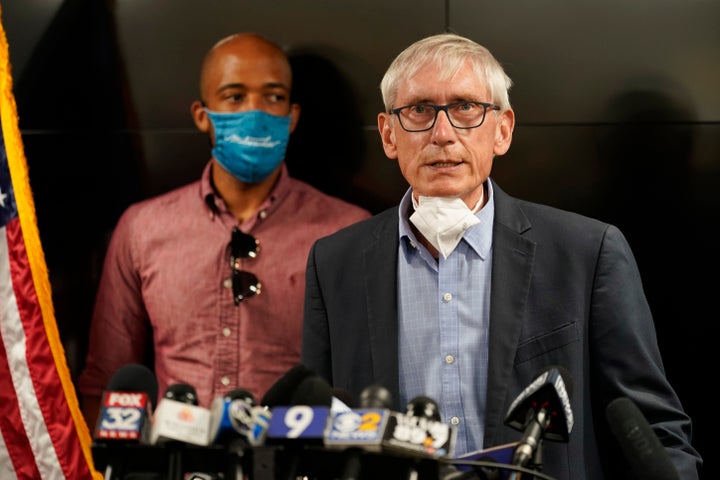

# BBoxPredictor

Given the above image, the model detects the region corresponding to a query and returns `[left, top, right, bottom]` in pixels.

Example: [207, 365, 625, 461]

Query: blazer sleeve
[590, 224, 701, 478]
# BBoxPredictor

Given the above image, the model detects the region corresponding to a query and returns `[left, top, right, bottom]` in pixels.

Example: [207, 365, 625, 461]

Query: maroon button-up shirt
[78, 161, 370, 406]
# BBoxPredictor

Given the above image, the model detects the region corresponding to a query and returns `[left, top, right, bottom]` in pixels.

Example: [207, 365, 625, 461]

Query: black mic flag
[504, 365, 574, 468]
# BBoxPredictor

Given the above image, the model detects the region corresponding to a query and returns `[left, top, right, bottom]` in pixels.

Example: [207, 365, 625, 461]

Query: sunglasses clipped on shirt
[229, 227, 262, 305]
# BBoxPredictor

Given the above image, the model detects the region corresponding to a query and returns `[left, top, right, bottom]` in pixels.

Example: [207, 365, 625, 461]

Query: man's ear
[191, 100, 210, 133]
[493, 108, 515, 156]
[289, 103, 301, 133]
[378, 112, 398, 159]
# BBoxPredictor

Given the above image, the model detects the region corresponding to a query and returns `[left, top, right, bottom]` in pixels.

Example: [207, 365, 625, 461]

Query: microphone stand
[510, 440, 543, 479]
[526, 440, 544, 475]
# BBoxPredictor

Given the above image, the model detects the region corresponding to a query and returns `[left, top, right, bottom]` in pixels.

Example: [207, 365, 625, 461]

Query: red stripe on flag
[0, 228, 40, 477]
[4, 219, 94, 478]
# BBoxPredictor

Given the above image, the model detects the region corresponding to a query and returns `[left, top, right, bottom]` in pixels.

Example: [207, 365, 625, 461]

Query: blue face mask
[205, 109, 292, 183]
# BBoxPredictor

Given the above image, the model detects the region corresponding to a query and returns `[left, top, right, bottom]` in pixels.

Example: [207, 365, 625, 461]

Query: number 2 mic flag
[0, 5, 100, 479]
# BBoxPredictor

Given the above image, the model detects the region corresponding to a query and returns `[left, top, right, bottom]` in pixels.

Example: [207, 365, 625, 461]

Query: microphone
[381, 394, 456, 459]
[324, 385, 393, 480]
[209, 388, 255, 447]
[324, 384, 393, 453]
[326, 386, 457, 480]
[504, 366, 574, 469]
[260, 363, 316, 408]
[359, 384, 394, 409]
[266, 375, 333, 442]
[92, 364, 158, 480]
[94, 363, 158, 443]
[605, 397, 680, 480]
[265, 373, 334, 480]
[209, 387, 271, 449]
[150, 383, 212, 446]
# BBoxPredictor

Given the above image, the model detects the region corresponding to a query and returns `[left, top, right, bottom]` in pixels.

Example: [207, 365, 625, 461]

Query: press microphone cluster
[92, 363, 469, 480]
[92, 364, 276, 479]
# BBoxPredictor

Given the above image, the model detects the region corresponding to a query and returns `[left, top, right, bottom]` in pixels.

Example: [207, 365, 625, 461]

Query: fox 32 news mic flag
[0, 8, 100, 480]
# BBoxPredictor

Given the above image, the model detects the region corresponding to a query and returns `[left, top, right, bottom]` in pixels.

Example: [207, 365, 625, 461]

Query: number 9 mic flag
[0, 5, 100, 479]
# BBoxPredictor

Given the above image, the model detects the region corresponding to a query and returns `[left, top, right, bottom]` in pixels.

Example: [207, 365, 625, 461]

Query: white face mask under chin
[409, 194, 482, 259]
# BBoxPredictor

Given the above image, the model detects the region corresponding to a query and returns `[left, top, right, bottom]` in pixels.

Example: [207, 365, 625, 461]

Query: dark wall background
[2, 1, 718, 477]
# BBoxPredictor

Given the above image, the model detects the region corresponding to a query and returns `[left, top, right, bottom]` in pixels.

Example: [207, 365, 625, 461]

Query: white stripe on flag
[0, 227, 65, 479]
[0, 419, 17, 478]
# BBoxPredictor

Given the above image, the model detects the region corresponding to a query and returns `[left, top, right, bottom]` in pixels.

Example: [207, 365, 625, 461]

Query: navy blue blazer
[302, 180, 701, 479]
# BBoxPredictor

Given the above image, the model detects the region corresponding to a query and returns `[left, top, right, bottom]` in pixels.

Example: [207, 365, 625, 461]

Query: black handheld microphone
[92, 364, 158, 480]
[260, 364, 316, 408]
[605, 397, 680, 480]
[504, 365, 574, 468]
[94, 363, 158, 444]
[265, 372, 334, 480]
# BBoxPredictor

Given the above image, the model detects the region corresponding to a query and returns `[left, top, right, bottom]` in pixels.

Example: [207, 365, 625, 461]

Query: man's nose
[431, 108, 457, 140]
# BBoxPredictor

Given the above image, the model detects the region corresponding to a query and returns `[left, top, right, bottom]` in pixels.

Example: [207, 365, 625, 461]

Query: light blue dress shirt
[397, 180, 494, 457]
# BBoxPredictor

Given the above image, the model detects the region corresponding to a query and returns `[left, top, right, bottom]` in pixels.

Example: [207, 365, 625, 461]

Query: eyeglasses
[390, 101, 501, 132]
[230, 227, 262, 305]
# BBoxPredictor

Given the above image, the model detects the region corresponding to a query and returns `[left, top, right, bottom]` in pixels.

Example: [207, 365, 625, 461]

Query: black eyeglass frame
[389, 101, 501, 132]
[229, 227, 262, 305]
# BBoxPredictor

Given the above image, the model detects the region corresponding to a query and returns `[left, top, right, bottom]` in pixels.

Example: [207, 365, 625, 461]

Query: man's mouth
[430, 161, 460, 168]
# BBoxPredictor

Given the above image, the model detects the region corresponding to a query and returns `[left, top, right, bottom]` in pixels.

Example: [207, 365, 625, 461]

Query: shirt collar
[398, 179, 495, 260]
[201, 160, 293, 224]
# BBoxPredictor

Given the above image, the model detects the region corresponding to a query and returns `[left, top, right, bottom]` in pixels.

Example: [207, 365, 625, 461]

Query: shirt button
[221, 376, 230, 386]
[223, 279, 232, 289]
[445, 355, 455, 364]
[450, 416, 460, 425]
[443, 292, 453, 302]
[222, 327, 231, 337]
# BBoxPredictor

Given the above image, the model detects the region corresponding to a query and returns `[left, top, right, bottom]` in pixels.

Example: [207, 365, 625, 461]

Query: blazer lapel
[483, 183, 536, 446]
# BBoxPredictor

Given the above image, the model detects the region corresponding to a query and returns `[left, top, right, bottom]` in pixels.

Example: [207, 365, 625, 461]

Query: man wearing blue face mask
[78, 33, 371, 426]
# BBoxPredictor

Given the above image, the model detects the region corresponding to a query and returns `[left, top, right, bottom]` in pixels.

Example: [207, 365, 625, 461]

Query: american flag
[0, 7, 99, 479]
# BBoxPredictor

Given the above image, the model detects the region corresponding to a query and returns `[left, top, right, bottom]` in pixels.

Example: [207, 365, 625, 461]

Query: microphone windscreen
[605, 397, 680, 480]
[164, 383, 199, 405]
[261, 364, 315, 407]
[291, 376, 333, 407]
[359, 385, 393, 409]
[406, 395, 441, 422]
[107, 363, 158, 407]
[224, 388, 255, 404]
